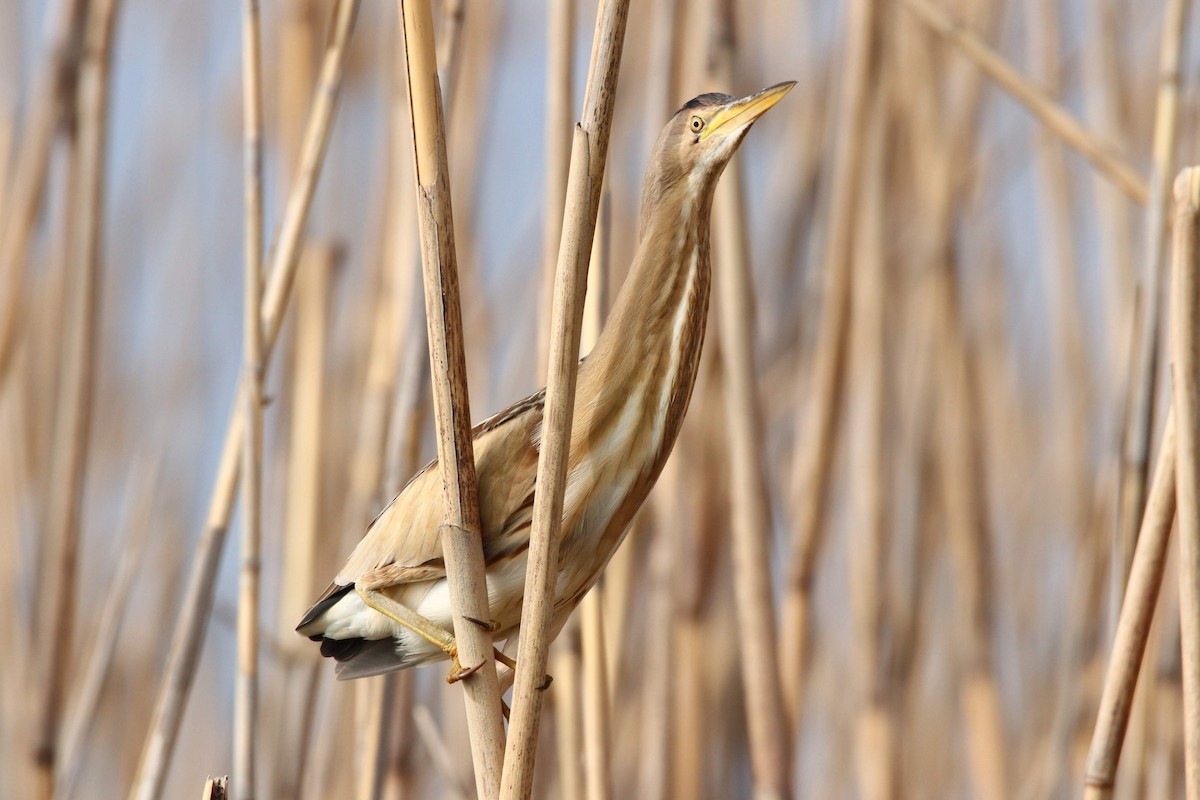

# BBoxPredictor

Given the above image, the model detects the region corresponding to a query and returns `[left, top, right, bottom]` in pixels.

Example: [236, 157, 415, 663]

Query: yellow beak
[700, 81, 796, 140]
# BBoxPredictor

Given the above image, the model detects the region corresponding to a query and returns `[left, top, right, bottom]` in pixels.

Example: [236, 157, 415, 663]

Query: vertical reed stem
[396, 0, 506, 795]
[129, 4, 359, 796]
[782, 0, 878, 733]
[1115, 0, 1189, 615]
[1170, 168, 1200, 800]
[500, 1, 630, 795]
[1085, 410, 1177, 799]
[234, 0, 265, 795]
[707, 1, 791, 794]
[35, 1, 118, 794]
[539, 0, 576, 370]
[0, 0, 87, 380]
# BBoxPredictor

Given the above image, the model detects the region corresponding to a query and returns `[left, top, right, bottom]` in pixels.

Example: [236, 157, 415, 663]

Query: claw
[446, 650, 485, 684]
[536, 674, 553, 691]
[464, 615, 500, 632]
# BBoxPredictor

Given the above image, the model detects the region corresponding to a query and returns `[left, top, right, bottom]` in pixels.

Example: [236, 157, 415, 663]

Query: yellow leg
[356, 587, 480, 683]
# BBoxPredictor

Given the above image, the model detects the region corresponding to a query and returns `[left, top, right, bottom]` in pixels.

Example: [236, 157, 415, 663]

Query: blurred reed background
[3, 0, 1200, 797]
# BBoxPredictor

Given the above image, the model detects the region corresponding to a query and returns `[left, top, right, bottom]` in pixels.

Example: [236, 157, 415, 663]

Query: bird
[297, 81, 795, 681]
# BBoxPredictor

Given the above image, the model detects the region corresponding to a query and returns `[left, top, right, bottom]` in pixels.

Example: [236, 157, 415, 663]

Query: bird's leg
[490, 646, 551, 690]
[354, 586, 478, 682]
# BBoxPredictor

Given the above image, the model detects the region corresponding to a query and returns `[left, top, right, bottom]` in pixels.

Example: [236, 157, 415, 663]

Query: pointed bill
[700, 81, 797, 140]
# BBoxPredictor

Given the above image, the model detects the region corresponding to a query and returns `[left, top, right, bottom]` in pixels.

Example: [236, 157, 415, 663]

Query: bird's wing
[335, 388, 546, 587]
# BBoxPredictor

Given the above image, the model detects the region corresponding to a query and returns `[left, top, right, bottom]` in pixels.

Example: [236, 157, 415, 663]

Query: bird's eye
[690, 117, 704, 132]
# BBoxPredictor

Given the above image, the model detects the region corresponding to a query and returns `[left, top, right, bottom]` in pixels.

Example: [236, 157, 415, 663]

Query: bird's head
[640, 81, 795, 225]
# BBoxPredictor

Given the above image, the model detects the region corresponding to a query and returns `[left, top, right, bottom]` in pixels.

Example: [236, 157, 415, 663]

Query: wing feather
[335, 389, 545, 588]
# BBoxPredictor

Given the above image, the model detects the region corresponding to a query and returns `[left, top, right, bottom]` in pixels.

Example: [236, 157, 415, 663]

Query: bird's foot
[446, 648, 484, 684]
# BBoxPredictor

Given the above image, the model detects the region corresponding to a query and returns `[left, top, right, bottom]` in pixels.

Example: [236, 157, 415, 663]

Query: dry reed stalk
[1025, 0, 1090, 482]
[848, 98, 892, 800]
[52, 455, 159, 800]
[33, 1, 119, 794]
[580, 588, 611, 800]
[539, 0, 576, 370]
[934, 265, 1007, 800]
[234, 0, 266, 795]
[499, 0, 629, 794]
[1115, 0, 1189, 614]
[266, 10, 323, 794]
[397, 0, 507, 795]
[285, 245, 334, 575]
[0, 0, 87, 381]
[542, 8, 584, 784]
[201, 776, 229, 800]
[129, 4, 359, 796]
[1171, 168, 1200, 800]
[1085, 408, 1177, 798]
[551, 624, 584, 800]
[704, 4, 791, 795]
[900, 0, 1147, 205]
[1082, 1, 1136, 380]
[354, 675, 396, 800]
[636, 467, 680, 800]
[782, 0, 879, 733]
[278, 185, 327, 651]
[347, 21, 423, 800]
[578, 192, 611, 800]
[595, 0, 684, 690]
[413, 705, 473, 800]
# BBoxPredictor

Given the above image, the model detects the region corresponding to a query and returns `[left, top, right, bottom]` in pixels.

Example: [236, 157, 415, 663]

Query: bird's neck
[574, 180, 714, 465]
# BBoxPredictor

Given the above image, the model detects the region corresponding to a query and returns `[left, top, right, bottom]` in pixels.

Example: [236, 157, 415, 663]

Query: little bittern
[297, 82, 794, 680]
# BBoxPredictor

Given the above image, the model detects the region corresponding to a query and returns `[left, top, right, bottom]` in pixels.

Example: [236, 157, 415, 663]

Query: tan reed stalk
[1170, 168, 1200, 800]
[782, 0, 879, 734]
[542, 8, 584, 786]
[396, 0, 508, 795]
[848, 98, 892, 800]
[538, 0, 575, 370]
[201, 776, 229, 800]
[53, 455, 159, 800]
[0, 0, 86, 380]
[1085, 423, 1178, 797]
[436, 2, 498, 391]
[578, 192, 611, 800]
[433, 0, 466, 102]
[270, 5, 325, 770]
[1082, 1, 1136, 381]
[597, 0, 684, 689]
[1025, 0, 1090, 475]
[580, 591, 611, 800]
[34, 0, 119, 794]
[412, 705, 474, 800]
[637, 468, 680, 800]
[279, 244, 334, 786]
[1114, 0, 1189, 613]
[934, 261, 1007, 800]
[349, 21, 420, 800]
[705, 2, 791, 795]
[355, 675, 396, 800]
[899, 0, 1147, 205]
[499, 0, 630, 795]
[129, 4, 360, 796]
[551, 624, 585, 800]
[276, 2, 322, 656]
[234, 0, 265, 795]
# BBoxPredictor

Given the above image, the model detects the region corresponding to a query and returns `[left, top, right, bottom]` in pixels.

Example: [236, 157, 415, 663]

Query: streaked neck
[576, 179, 714, 459]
